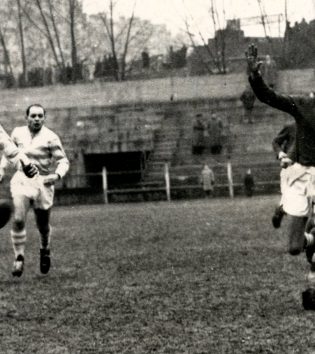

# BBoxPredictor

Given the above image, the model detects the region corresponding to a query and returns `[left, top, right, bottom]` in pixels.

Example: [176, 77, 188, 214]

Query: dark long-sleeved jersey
[272, 123, 296, 161]
[249, 73, 315, 166]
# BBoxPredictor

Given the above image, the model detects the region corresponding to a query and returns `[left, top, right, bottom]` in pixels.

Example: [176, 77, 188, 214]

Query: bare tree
[99, 0, 140, 81]
[210, 0, 226, 73]
[69, 0, 79, 81]
[0, 2, 15, 82]
[120, 4, 136, 80]
[184, 18, 214, 74]
[16, 0, 27, 85]
[21, 0, 64, 70]
[47, 0, 66, 69]
[34, 0, 62, 68]
[182, 0, 226, 74]
[99, 0, 119, 80]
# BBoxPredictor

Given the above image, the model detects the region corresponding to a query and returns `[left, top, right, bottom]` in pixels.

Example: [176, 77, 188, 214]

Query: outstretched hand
[21, 160, 38, 178]
[245, 44, 263, 75]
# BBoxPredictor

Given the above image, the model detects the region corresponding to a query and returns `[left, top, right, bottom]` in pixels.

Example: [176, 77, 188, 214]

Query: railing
[58, 161, 281, 204]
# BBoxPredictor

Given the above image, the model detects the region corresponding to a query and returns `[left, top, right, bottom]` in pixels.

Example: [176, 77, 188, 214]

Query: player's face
[26, 106, 46, 133]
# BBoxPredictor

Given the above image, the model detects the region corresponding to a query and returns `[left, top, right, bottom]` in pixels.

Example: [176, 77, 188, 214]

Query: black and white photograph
[0, 0, 314, 352]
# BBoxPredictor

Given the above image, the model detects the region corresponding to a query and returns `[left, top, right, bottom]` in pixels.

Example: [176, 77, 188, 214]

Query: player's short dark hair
[26, 104, 46, 116]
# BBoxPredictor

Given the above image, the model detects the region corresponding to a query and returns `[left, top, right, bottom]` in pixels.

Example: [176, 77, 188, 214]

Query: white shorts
[10, 171, 55, 210]
[280, 166, 292, 205]
[281, 163, 315, 217]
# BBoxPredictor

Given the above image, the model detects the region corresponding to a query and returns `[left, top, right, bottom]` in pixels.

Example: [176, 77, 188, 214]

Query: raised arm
[272, 126, 290, 156]
[246, 44, 297, 116]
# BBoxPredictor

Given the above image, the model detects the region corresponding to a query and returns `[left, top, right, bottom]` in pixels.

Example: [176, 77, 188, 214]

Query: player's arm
[0, 151, 19, 181]
[0, 154, 9, 182]
[246, 44, 297, 116]
[272, 127, 288, 156]
[43, 136, 70, 186]
[305, 217, 315, 235]
[272, 127, 294, 168]
[0, 126, 37, 178]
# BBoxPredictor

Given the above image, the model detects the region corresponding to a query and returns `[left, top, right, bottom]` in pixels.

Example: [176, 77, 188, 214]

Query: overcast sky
[82, 0, 315, 38]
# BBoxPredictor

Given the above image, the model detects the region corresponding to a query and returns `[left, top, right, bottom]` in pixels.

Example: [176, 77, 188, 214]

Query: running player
[0, 104, 69, 277]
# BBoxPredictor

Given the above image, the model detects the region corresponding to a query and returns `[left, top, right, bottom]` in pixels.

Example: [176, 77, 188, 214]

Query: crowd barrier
[55, 161, 281, 205]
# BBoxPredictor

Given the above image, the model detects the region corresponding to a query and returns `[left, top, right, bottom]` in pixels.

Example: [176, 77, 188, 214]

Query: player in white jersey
[0, 104, 70, 277]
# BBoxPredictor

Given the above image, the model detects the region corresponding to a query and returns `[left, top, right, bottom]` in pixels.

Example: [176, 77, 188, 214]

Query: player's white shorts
[280, 166, 292, 205]
[281, 163, 315, 217]
[10, 171, 55, 210]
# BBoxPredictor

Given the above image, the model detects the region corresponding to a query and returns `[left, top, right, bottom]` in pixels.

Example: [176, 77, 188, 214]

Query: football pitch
[0, 196, 314, 353]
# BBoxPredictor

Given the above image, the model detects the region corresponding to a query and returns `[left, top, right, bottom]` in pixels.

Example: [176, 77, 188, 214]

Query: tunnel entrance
[84, 151, 149, 189]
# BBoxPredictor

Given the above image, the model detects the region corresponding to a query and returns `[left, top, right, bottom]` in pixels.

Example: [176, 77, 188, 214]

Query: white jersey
[0, 124, 28, 165]
[1, 126, 69, 178]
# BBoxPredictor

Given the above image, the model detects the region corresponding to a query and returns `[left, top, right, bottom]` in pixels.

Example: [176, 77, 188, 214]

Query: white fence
[60, 161, 280, 204]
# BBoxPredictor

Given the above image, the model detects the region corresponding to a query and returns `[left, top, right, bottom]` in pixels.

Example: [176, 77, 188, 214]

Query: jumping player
[271, 123, 296, 228]
[0, 104, 69, 277]
[246, 44, 315, 284]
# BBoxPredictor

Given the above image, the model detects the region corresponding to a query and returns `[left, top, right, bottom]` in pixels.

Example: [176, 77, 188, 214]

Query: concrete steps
[143, 96, 287, 189]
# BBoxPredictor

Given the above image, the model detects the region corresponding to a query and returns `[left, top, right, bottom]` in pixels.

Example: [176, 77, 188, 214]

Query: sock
[11, 230, 26, 259]
[40, 228, 51, 250]
[305, 232, 315, 248]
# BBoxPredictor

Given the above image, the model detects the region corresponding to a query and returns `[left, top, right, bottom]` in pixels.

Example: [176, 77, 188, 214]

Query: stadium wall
[0, 68, 311, 203]
[0, 68, 313, 112]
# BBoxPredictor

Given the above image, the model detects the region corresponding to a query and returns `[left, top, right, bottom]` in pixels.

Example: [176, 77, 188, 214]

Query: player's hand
[280, 157, 293, 168]
[245, 44, 263, 75]
[0, 169, 4, 183]
[21, 161, 38, 178]
[43, 173, 59, 186]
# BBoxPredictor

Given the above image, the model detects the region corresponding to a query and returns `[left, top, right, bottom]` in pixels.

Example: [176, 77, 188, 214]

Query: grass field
[0, 196, 314, 353]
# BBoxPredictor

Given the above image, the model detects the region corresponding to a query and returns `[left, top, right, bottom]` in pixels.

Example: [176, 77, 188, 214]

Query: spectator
[142, 50, 150, 69]
[200, 164, 215, 197]
[244, 168, 255, 197]
[207, 113, 223, 154]
[192, 114, 206, 154]
[240, 85, 256, 123]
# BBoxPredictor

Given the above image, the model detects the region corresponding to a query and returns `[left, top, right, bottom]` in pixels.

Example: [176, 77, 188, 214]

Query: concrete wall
[0, 68, 311, 202]
[0, 68, 313, 112]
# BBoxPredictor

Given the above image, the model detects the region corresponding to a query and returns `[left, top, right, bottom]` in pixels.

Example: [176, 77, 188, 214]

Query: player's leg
[280, 170, 310, 254]
[287, 215, 308, 255]
[11, 194, 31, 277]
[272, 168, 288, 229]
[305, 201, 315, 283]
[34, 208, 51, 274]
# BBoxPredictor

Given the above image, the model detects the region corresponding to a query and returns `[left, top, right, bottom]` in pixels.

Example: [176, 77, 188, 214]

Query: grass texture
[0, 196, 313, 353]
